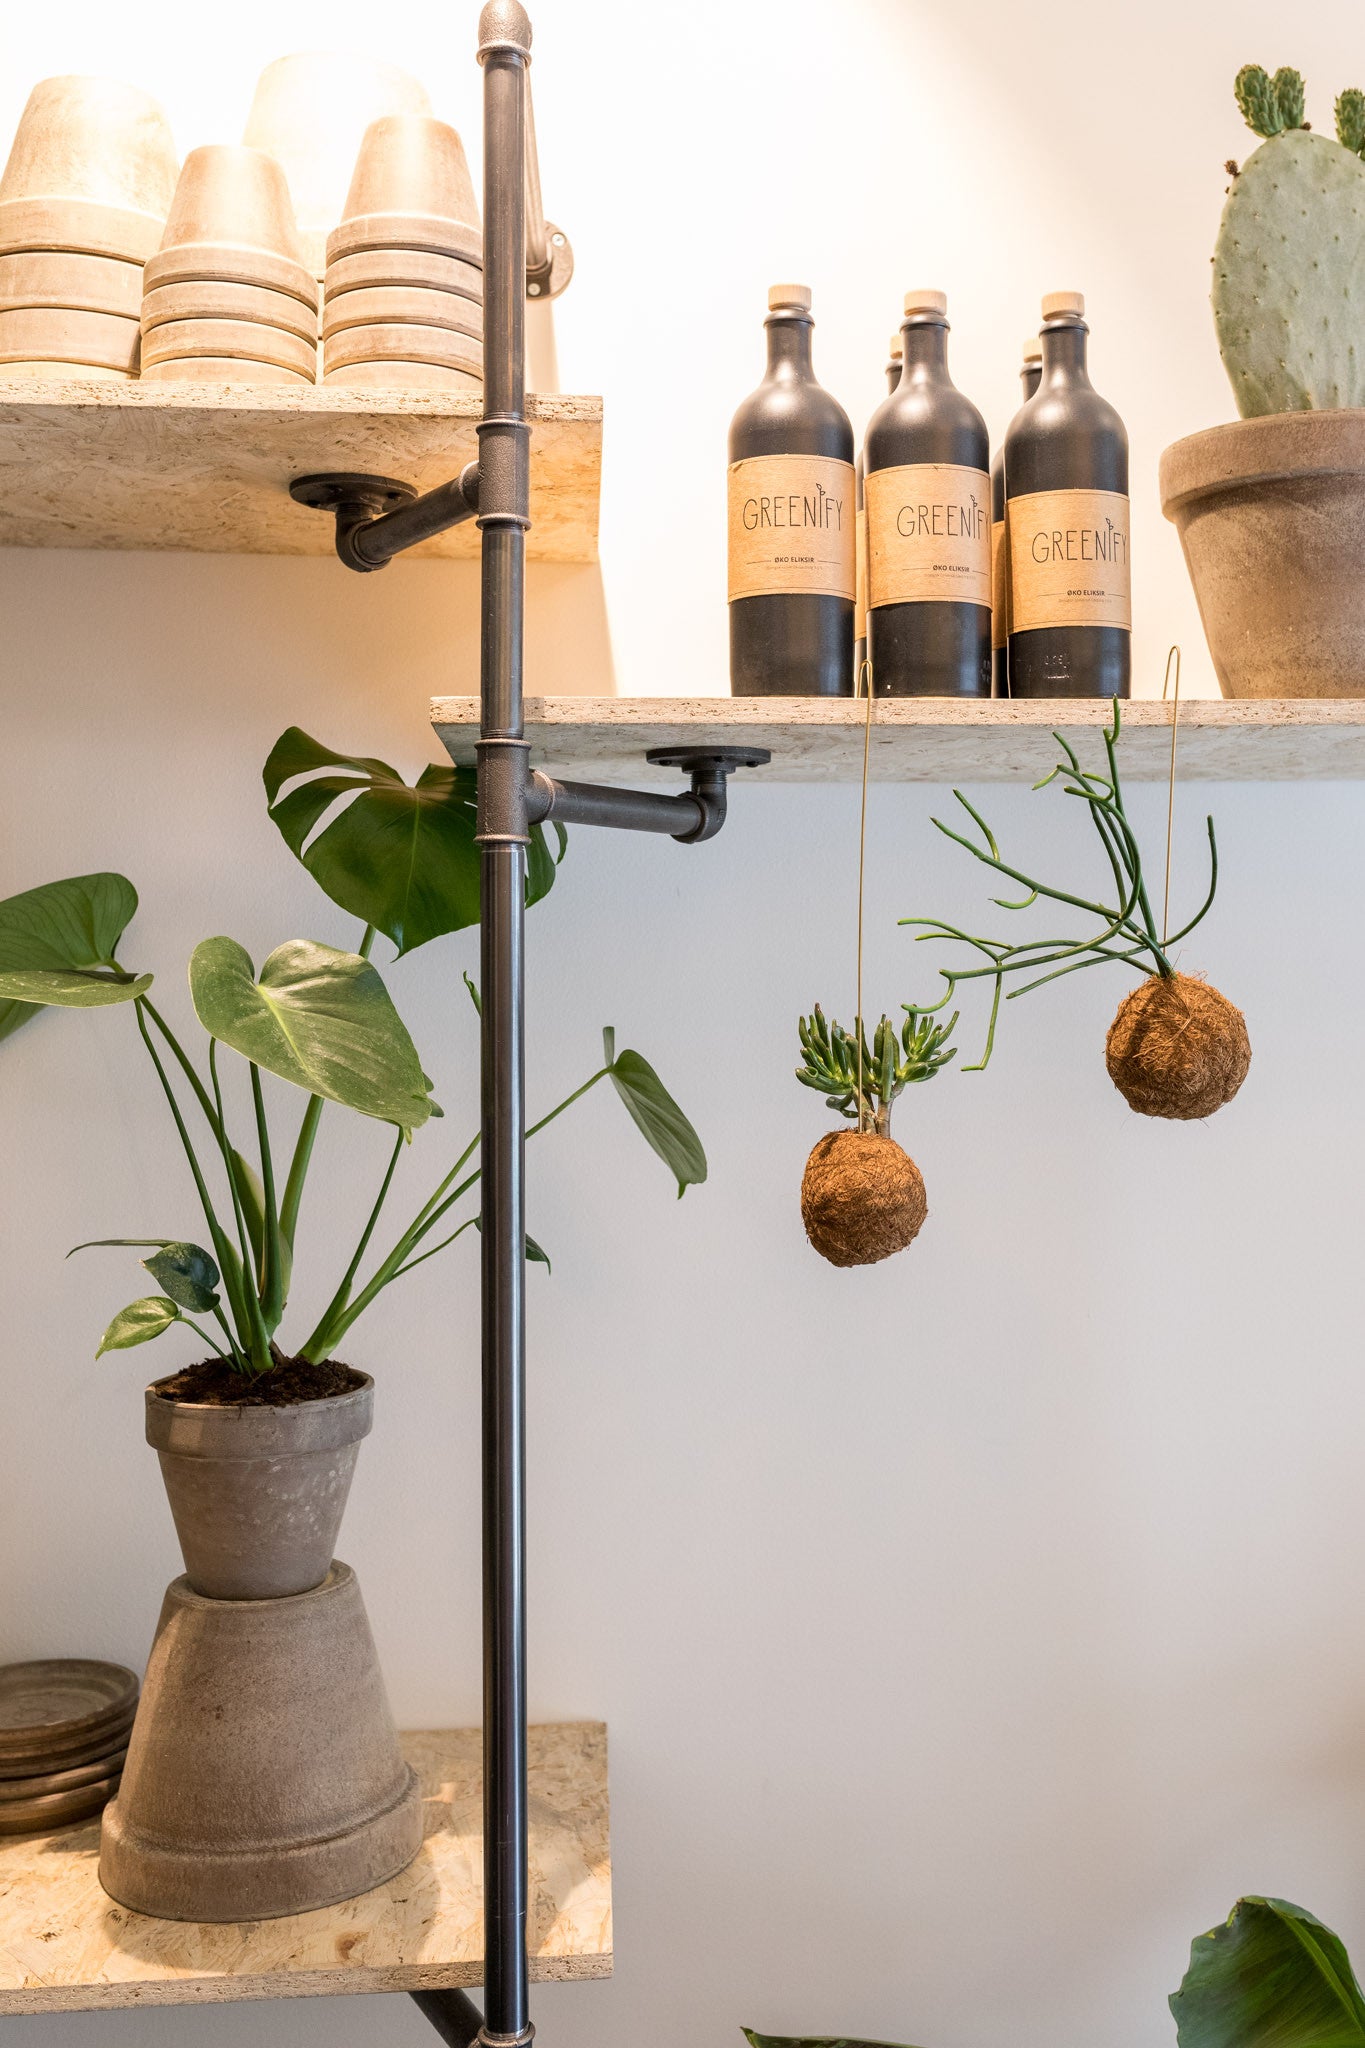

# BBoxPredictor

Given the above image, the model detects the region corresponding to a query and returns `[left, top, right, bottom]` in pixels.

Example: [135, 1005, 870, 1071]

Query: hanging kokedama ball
[1105, 971, 1251, 1120]
[801, 1129, 928, 1267]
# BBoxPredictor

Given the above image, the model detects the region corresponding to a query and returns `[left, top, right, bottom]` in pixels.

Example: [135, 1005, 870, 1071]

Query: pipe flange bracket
[526, 223, 573, 301]
[645, 746, 773, 775]
[290, 472, 418, 573]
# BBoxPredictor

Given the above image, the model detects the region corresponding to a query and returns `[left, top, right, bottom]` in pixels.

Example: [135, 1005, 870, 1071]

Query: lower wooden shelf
[0, 1721, 610, 2013]
[430, 694, 1365, 782]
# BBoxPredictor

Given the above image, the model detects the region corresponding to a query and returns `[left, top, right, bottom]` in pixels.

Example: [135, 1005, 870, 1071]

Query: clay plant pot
[323, 321, 482, 376]
[1160, 410, 1365, 697]
[242, 53, 431, 278]
[322, 358, 483, 392]
[141, 277, 318, 342]
[140, 315, 318, 379]
[0, 249, 142, 317]
[0, 76, 177, 263]
[325, 244, 483, 299]
[100, 1562, 422, 1920]
[139, 355, 312, 386]
[145, 1373, 373, 1600]
[322, 284, 482, 342]
[0, 305, 139, 373]
[327, 115, 481, 269]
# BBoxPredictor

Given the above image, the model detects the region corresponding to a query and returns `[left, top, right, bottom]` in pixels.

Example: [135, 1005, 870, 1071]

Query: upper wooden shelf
[431, 694, 1365, 782]
[0, 1721, 609, 2014]
[0, 379, 600, 562]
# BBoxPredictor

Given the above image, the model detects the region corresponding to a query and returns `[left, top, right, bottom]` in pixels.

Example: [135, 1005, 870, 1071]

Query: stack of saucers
[141, 144, 318, 387]
[322, 115, 482, 392]
[0, 1659, 138, 1836]
[0, 76, 177, 381]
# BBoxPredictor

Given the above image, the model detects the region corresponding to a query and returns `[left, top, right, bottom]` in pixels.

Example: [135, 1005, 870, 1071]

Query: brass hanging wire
[854, 656, 876, 1131]
[1161, 644, 1182, 947]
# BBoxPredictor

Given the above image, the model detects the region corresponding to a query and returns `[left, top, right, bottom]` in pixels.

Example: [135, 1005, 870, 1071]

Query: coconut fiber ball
[801, 1129, 927, 1267]
[1105, 971, 1251, 1120]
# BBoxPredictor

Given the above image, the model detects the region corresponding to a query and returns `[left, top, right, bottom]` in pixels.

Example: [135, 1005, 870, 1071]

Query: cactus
[1214, 67, 1365, 415]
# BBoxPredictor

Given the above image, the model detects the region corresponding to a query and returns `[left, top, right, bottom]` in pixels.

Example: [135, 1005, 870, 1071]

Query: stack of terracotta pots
[141, 145, 318, 386]
[0, 77, 177, 381]
[322, 116, 483, 391]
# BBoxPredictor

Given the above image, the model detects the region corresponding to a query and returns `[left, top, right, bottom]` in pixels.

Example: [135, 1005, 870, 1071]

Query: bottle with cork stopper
[862, 288, 992, 696]
[727, 283, 855, 696]
[991, 333, 1043, 696]
[854, 328, 905, 688]
[1003, 290, 1130, 698]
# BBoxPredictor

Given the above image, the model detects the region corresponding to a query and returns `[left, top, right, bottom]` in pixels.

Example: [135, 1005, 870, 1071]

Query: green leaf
[1171, 1897, 1365, 2046]
[743, 2034, 925, 2047]
[463, 971, 481, 1016]
[526, 1231, 551, 1271]
[141, 1243, 220, 1314]
[263, 729, 564, 955]
[0, 998, 39, 1043]
[0, 872, 150, 1009]
[604, 1031, 707, 1198]
[189, 937, 437, 1133]
[96, 1295, 180, 1357]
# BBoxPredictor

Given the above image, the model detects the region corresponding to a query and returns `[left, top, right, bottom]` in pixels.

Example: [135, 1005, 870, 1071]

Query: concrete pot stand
[99, 1373, 423, 1921]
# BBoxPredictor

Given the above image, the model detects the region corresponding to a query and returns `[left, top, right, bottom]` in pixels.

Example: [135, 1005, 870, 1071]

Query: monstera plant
[0, 729, 705, 1380]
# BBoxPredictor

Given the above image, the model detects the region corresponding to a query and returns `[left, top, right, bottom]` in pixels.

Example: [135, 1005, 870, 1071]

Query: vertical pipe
[477, 5, 532, 2043]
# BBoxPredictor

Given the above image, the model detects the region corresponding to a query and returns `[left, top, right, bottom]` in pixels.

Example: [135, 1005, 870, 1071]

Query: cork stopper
[1023, 336, 1043, 362]
[903, 288, 948, 318]
[1041, 290, 1085, 319]
[768, 283, 811, 312]
[888, 333, 903, 358]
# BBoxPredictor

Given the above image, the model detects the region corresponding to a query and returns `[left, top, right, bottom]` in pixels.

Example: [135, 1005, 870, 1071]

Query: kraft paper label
[990, 516, 1007, 649]
[1007, 488, 1131, 631]
[727, 454, 855, 602]
[855, 504, 868, 634]
[865, 462, 992, 609]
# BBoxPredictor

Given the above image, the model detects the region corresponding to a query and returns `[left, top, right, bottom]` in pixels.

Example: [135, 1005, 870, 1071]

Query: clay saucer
[0, 1704, 136, 1776]
[0, 1659, 138, 1749]
[0, 1770, 121, 1837]
[0, 1745, 128, 1800]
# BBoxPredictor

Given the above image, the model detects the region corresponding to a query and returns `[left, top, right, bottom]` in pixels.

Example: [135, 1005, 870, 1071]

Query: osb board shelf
[432, 694, 1365, 782]
[0, 1721, 609, 2014]
[0, 380, 600, 562]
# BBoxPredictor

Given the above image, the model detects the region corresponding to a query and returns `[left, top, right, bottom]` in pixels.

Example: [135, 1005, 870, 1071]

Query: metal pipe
[348, 462, 481, 567]
[410, 1989, 487, 2046]
[528, 772, 706, 839]
[476, 7, 533, 2046]
[523, 86, 548, 282]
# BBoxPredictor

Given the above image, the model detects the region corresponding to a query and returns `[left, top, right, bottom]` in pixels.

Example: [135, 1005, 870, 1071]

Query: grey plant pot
[99, 1562, 423, 1920]
[1160, 409, 1365, 698]
[145, 1373, 373, 1599]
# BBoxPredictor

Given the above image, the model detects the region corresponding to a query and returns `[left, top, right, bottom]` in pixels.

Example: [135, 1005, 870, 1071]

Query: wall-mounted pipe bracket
[525, 745, 770, 844]
[291, 465, 481, 571]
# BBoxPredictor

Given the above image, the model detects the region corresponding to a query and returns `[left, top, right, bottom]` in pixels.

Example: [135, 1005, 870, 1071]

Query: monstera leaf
[603, 1027, 707, 1198]
[189, 937, 438, 1133]
[1171, 1897, 1365, 2046]
[263, 729, 566, 955]
[0, 873, 150, 1033]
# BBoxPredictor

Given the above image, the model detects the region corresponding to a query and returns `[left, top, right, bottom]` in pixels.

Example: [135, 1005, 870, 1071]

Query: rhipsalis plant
[1216, 65, 1365, 414]
[794, 1004, 956, 1268]
[904, 703, 1250, 1121]
[0, 733, 705, 1379]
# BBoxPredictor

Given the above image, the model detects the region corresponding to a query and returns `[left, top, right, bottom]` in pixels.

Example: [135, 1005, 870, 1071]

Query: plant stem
[133, 1000, 247, 1369]
[180, 1315, 227, 1358]
[277, 925, 375, 1252]
[250, 1063, 285, 1331]
[302, 1125, 405, 1361]
[209, 1042, 273, 1374]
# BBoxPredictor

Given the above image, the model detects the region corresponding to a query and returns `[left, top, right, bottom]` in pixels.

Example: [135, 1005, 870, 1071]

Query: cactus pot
[1161, 411, 1365, 697]
[145, 1372, 373, 1599]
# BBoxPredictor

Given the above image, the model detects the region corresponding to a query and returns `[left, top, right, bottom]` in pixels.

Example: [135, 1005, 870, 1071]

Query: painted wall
[4, 3, 1365, 2045]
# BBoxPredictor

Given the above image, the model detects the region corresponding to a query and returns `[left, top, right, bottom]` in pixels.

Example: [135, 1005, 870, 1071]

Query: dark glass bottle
[854, 331, 904, 689]
[991, 338, 1042, 696]
[864, 290, 992, 697]
[1005, 292, 1130, 699]
[728, 284, 855, 696]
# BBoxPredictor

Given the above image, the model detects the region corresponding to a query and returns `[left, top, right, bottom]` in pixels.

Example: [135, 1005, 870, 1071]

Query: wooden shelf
[0, 380, 600, 562]
[431, 694, 1365, 782]
[0, 1721, 609, 2013]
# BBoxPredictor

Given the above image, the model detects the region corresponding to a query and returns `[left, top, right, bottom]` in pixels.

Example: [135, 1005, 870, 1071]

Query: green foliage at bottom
[1171, 1897, 1365, 2045]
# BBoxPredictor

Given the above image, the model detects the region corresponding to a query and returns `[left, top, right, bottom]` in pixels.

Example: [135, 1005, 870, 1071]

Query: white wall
[4, 4, 1365, 2046]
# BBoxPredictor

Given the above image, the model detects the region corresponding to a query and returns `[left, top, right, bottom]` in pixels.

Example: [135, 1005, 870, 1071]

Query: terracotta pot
[327, 116, 481, 269]
[144, 240, 317, 307]
[140, 314, 318, 378]
[145, 1374, 372, 1599]
[323, 320, 482, 375]
[242, 54, 431, 278]
[141, 277, 319, 341]
[100, 1562, 422, 1920]
[1160, 410, 1365, 698]
[0, 248, 142, 317]
[0, 360, 131, 381]
[322, 283, 482, 341]
[139, 355, 312, 386]
[158, 145, 305, 270]
[325, 243, 482, 298]
[323, 358, 483, 391]
[0, 305, 139, 372]
[0, 77, 177, 263]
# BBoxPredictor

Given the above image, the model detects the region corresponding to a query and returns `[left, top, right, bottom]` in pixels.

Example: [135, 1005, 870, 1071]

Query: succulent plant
[796, 1003, 956, 1138]
[1214, 65, 1365, 415]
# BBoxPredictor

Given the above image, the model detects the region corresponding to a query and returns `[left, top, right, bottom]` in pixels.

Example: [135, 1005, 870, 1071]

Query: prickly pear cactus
[1214, 66, 1365, 415]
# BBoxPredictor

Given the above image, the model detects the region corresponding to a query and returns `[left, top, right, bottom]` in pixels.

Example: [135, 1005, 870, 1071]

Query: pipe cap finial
[478, 0, 532, 58]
